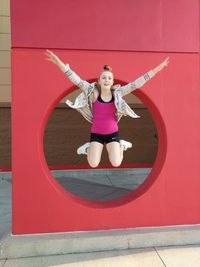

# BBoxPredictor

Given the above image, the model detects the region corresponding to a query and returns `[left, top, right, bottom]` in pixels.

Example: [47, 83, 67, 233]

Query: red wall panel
[12, 49, 200, 234]
[10, 0, 199, 52]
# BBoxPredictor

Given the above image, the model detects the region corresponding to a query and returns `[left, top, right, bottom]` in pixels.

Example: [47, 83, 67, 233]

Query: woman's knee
[87, 143, 103, 168]
[110, 158, 122, 167]
[87, 158, 100, 168]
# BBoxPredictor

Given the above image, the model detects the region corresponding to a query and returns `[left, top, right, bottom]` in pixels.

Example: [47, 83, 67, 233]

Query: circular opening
[42, 79, 167, 207]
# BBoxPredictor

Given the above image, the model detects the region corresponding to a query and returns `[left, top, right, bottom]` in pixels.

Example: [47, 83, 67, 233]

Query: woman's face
[98, 71, 114, 90]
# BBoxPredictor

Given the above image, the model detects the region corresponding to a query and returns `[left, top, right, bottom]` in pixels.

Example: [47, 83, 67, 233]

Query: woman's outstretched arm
[45, 49, 92, 91]
[119, 57, 170, 96]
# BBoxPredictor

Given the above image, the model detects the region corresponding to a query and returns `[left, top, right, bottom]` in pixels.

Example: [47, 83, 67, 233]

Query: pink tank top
[91, 94, 118, 134]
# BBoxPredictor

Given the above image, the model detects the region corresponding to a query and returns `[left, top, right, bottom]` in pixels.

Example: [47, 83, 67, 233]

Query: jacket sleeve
[118, 70, 155, 96]
[64, 64, 93, 92]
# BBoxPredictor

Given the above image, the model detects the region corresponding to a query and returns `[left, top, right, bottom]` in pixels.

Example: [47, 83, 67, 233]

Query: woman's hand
[45, 49, 67, 72]
[159, 57, 170, 70]
[153, 57, 170, 75]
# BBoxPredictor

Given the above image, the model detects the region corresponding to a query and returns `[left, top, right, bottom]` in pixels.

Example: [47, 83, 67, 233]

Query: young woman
[45, 50, 169, 168]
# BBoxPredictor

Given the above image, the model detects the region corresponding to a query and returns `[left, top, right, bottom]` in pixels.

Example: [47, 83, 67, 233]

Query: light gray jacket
[64, 64, 154, 123]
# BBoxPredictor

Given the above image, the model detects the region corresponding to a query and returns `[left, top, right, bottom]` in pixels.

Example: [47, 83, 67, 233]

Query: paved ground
[51, 168, 150, 200]
[1, 170, 200, 266]
[0, 178, 11, 238]
[1, 245, 200, 266]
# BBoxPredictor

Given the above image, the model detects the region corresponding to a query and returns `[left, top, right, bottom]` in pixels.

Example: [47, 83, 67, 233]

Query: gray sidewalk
[1, 170, 200, 266]
[0, 177, 11, 239]
[1, 245, 200, 266]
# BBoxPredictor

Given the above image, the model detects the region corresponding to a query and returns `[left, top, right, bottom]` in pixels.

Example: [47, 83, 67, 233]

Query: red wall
[11, 0, 199, 52]
[11, 0, 200, 234]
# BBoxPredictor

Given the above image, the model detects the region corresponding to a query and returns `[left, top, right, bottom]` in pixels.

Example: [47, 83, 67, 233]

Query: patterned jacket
[64, 64, 155, 123]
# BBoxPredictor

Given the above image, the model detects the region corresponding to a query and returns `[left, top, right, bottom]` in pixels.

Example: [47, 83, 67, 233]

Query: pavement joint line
[0, 247, 134, 261]
[154, 246, 167, 267]
[106, 173, 113, 186]
[94, 187, 130, 200]
[1, 260, 6, 267]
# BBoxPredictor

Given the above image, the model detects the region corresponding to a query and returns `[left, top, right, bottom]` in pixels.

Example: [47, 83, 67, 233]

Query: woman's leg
[106, 141, 124, 167]
[87, 141, 104, 168]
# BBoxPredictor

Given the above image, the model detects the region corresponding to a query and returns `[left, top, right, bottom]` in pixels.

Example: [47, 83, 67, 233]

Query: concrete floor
[51, 168, 150, 200]
[1, 245, 200, 266]
[0, 178, 11, 239]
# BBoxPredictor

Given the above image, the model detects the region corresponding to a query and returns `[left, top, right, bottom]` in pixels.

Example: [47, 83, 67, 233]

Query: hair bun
[103, 65, 112, 72]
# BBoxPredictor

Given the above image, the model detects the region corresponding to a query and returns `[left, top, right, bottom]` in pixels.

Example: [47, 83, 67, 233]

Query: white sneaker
[120, 140, 132, 151]
[77, 142, 90, 155]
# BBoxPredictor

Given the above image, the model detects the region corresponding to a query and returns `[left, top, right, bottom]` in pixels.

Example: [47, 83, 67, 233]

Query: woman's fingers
[162, 57, 170, 67]
[45, 49, 66, 72]
[164, 57, 170, 65]
[45, 57, 55, 63]
[45, 55, 56, 63]
[45, 49, 56, 59]
[45, 49, 59, 64]
[46, 49, 54, 56]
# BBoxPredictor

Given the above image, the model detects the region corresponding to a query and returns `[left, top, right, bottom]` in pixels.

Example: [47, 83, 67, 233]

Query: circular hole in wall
[43, 81, 165, 203]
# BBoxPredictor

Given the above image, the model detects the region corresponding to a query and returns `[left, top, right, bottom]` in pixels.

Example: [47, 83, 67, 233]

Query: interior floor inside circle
[52, 168, 151, 200]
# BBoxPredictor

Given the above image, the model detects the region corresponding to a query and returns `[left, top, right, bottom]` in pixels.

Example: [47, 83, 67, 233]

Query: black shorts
[90, 132, 120, 145]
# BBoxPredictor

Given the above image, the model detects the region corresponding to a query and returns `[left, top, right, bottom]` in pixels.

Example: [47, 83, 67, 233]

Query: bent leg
[106, 142, 124, 167]
[87, 142, 103, 168]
